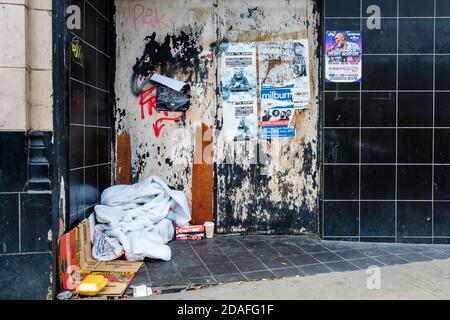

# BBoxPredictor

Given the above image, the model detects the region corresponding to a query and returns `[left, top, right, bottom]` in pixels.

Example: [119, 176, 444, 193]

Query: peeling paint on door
[115, 0, 320, 235]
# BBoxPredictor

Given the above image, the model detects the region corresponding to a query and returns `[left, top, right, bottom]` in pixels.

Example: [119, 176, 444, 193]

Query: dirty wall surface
[115, 0, 320, 234]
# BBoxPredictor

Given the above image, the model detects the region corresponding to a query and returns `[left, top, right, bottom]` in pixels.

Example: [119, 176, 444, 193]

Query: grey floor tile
[333, 249, 368, 260]
[234, 258, 268, 273]
[178, 264, 212, 278]
[250, 248, 283, 260]
[322, 241, 359, 251]
[348, 257, 385, 269]
[185, 277, 217, 286]
[260, 257, 294, 269]
[380, 245, 414, 254]
[311, 252, 344, 263]
[325, 261, 360, 272]
[298, 263, 333, 276]
[420, 251, 450, 260]
[296, 244, 331, 254]
[145, 259, 177, 272]
[215, 273, 246, 283]
[397, 252, 432, 263]
[271, 267, 305, 278]
[226, 250, 254, 262]
[358, 247, 390, 257]
[374, 255, 409, 266]
[243, 270, 277, 281]
[207, 262, 240, 276]
[148, 269, 186, 287]
[287, 254, 320, 266]
[197, 252, 230, 265]
[271, 244, 306, 256]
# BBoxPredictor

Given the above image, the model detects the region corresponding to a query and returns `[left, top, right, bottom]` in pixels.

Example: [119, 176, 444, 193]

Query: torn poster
[259, 40, 311, 139]
[220, 42, 258, 142]
[325, 31, 362, 83]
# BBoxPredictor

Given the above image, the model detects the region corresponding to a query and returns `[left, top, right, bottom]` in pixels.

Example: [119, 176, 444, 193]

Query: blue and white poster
[258, 40, 311, 139]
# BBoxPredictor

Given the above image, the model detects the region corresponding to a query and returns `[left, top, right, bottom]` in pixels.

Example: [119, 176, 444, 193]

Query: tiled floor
[129, 235, 450, 292]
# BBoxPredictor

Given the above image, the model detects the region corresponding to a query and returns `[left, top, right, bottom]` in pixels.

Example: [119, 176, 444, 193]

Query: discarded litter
[204, 222, 215, 239]
[76, 275, 108, 297]
[176, 225, 205, 241]
[132, 285, 153, 298]
[56, 291, 73, 300]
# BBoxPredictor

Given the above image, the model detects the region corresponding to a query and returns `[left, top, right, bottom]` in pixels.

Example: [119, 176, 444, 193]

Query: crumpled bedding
[92, 176, 191, 262]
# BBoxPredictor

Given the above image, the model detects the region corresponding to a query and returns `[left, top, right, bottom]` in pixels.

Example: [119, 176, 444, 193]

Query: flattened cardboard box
[58, 218, 143, 296]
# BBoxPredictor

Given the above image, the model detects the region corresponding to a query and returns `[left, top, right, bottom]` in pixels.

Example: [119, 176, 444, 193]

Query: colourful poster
[258, 40, 310, 139]
[325, 31, 362, 83]
[220, 42, 258, 142]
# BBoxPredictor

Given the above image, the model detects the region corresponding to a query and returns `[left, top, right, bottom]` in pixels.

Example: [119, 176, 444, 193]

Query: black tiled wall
[0, 132, 53, 299]
[69, 0, 115, 228]
[321, 0, 450, 244]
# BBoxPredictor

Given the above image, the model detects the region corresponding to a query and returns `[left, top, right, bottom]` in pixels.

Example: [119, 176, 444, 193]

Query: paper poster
[220, 42, 258, 142]
[258, 40, 311, 139]
[325, 31, 362, 83]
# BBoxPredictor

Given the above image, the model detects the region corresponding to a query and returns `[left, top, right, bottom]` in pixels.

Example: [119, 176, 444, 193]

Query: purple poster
[325, 31, 362, 83]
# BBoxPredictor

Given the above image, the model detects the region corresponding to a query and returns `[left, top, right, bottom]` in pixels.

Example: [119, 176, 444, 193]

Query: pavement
[149, 258, 450, 300]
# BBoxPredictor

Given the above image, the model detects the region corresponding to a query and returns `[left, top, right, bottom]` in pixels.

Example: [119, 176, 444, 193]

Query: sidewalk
[150, 259, 450, 300]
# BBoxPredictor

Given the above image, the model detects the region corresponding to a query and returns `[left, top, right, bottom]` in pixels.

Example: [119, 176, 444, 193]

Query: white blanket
[92, 176, 191, 262]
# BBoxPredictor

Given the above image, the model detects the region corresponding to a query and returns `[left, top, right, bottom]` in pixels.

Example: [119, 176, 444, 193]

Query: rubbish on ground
[93, 176, 191, 262]
[56, 291, 73, 300]
[204, 222, 215, 239]
[132, 285, 153, 298]
[176, 225, 205, 235]
[58, 218, 143, 296]
[176, 233, 205, 241]
[76, 275, 108, 297]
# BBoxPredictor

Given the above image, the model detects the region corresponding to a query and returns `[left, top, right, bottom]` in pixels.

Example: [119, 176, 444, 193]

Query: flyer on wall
[258, 40, 311, 139]
[220, 42, 258, 142]
[325, 31, 362, 83]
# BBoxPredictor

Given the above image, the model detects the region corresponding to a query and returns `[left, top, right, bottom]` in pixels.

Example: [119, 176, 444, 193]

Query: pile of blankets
[92, 176, 191, 262]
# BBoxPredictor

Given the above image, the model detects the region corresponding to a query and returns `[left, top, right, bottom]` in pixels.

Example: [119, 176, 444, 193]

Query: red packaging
[176, 233, 205, 241]
[176, 225, 205, 235]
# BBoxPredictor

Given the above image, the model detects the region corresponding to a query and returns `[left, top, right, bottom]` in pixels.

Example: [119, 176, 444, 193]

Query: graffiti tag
[133, 4, 174, 31]
[71, 37, 84, 67]
[139, 86, 184, 138]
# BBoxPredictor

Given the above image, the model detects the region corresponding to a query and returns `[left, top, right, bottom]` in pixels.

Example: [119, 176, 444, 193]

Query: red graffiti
[133, 4, 174, 31]
[139, 86, 184, 138]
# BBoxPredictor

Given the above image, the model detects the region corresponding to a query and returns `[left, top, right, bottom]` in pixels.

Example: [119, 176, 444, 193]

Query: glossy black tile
[0, 194, 19, 254]
[361, 92, 396, 127]
[362, 55, 397, 90]
[324, 129, 360, 163]
[361, 202, 396, 236]
[84, 2, 97, 47]
[287, 254, 320, 266]
[435, 93, 450, 127]
[84, 166, 98, 208]
[435, 129, 450, 163]
[363, 18, 397, 54]
[97, 17, 109, 55]
[84, 45, 97, 87]
[399, 0, 434, 16]
[206, 263, 240, 276]
[435, 166, 450, 200]
[397, 165, 432, 200]
[398, 55, 433, 90]
[436, 19, 450, 53]
[437, 0, 450, 16]
[0, 132, 27, 192]
[233, 259, 267, 273]
[397, 202, 432, 237]
[434, 202, 450, 236]
[70, 125, 84, 169]
[69, 169, 84, 216]
[84, 127, 98, 166]
[97, 53, 109, 91]
[436, 55, 450, 90]
[70, 80, 84, 124]
[362, 0, 398, 17]
[98, 164, 111, 195]
[399, 19, 434, 54]
[361, 129, 396, 163]
[398, 129, 432, 163]
[398, 92, 433, 127]
[98, 90, 109, 127]
[0, 253, 51, 300]
[361, 166, 396, 200]
[325, 261, 360, 272]
[178, 265, 211, 278]
[20, 194, 52, 253]
[298, 263, 332, 275]
[325, 0, 360, 17]
[323, 201, 359, 237]
[333, 249, 367, 260]
[98, 129, 111, 164]
[324, 166, 359, 199]
[85, 86, 97, 126]
[311, 252, 344, 263]
[324, 92, 360, 127]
